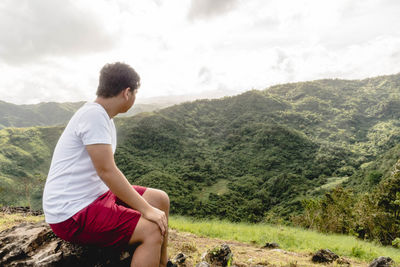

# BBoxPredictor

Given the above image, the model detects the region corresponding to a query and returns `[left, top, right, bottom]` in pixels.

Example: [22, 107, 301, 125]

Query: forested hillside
[114, 73, 400, 220]
[1, 73, 400, 245]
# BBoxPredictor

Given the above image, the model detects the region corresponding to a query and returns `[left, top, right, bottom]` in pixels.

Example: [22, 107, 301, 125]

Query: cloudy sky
[1, 0, 399, 104]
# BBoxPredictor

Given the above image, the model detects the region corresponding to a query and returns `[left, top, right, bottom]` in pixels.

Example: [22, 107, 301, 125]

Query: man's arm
[86, 144, 167, 236]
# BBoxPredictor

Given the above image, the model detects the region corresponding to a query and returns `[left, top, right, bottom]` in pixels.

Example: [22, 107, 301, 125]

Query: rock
[311, 249, 339, 263]
[369, 256, 394, 267]
[262, 242, 279, 249]
[195, 261, 210, 267]
[202, 243, 233, 267]
[174, 252, 187, 264]
[167, 260, 178, 267]
[0, 221, 133, 266]
[336, 257, 351, 266]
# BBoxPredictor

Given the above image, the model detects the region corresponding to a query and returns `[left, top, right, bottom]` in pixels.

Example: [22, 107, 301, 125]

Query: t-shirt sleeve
[75, 109, 112, 146]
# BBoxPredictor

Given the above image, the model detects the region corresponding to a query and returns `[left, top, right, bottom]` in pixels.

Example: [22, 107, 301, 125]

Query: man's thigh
[62, 190, 142, 248]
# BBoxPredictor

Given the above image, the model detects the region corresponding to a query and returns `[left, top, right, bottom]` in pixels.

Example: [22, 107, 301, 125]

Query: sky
[1, 0, 400, 105]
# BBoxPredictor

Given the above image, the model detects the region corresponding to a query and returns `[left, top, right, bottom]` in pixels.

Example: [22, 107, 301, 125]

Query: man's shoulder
[76, 102, 104, 114]
[73, 103, 108, 122]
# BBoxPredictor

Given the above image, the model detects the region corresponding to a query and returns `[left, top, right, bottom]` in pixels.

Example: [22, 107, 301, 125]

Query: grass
[197, 179, 229, 201]
[312, 177, 349, 192]
[0, 213, 44, 232]
[320, 177, 349, 189]
[169, 215, 400, 264]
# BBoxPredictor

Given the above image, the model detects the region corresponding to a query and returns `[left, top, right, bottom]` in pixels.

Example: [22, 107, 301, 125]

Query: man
[43, 62, 169, 267]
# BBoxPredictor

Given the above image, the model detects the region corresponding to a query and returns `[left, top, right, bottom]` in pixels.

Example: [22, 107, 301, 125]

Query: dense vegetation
[1, 73, 400, 246]
[114, 74, 400, 222]
[295, 166, 400, 246]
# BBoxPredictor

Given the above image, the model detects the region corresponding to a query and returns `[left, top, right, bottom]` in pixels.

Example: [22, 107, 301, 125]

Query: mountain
[1, 73, 400, 223]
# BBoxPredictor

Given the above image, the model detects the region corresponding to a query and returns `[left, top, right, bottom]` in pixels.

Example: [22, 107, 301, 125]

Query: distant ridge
[0, 88, 242, 129]
[0, 101, 168, 129]
[0, 101, 85, 129]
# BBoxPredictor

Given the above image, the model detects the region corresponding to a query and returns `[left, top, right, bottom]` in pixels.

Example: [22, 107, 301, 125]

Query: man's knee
[144, 188, 170, 212]
[145, 221, 163, 245]
[129, 217, 163, 245]
[159, 190, 170, 211]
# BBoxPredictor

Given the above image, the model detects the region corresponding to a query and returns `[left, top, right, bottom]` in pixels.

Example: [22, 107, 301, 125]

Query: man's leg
[141, 188, 170, 267]
[129, 216, 163, 267]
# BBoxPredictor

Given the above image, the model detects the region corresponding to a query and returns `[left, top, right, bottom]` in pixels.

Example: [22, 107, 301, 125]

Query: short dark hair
[97, 62, 140, 98]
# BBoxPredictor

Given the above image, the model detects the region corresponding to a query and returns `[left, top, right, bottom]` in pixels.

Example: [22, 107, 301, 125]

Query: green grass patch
[320, 176, 349, 189]
[169, 215, 400, 263]
[197, 179, 229, 201]
[0, 213, 44, 232]
[312, 176, 349, 192]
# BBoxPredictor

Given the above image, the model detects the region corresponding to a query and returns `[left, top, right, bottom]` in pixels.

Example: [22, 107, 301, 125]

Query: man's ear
[122, 87, 131, 100]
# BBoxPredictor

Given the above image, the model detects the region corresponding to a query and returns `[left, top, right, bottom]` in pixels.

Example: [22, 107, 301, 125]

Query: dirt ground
[167, 229, 369, 267]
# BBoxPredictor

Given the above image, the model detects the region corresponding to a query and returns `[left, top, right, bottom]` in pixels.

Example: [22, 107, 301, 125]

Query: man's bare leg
[142, 188, 170, 267]
[129, 216, 163, 267]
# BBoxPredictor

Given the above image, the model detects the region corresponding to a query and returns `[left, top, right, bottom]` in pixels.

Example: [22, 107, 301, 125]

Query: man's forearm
[99, 167, 152, 214]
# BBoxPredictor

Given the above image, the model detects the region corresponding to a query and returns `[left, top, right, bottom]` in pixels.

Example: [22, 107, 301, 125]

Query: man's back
[43, 102, 116, 224]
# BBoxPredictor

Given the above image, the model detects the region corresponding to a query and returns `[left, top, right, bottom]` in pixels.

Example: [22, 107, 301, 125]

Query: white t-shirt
[43, 102, 116, 223]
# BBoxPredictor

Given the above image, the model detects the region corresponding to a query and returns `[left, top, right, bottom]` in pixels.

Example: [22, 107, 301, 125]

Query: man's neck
[94, 97, 119, 119]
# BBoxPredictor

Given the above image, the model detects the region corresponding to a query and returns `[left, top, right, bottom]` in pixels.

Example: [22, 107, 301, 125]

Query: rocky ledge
[0, 221, 132, 266]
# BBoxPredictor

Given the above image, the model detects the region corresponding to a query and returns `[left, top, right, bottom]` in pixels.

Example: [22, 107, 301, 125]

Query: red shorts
[49, 185, 147, 248]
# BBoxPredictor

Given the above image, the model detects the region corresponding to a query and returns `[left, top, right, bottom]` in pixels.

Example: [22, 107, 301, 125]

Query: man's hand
[143, 206, 168, 236]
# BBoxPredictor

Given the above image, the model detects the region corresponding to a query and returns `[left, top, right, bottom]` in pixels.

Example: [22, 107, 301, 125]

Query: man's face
[127, 88, 138, 110]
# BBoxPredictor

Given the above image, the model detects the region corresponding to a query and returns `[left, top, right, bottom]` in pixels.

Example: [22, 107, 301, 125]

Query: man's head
[97, 62, 140, 98]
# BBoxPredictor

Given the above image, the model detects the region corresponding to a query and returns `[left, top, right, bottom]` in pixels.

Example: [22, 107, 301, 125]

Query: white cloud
[0, 0, 119, 65]
[0, 0, 400, 104]
[187, 0, 238, 21]
[198, 67, 212, 85]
